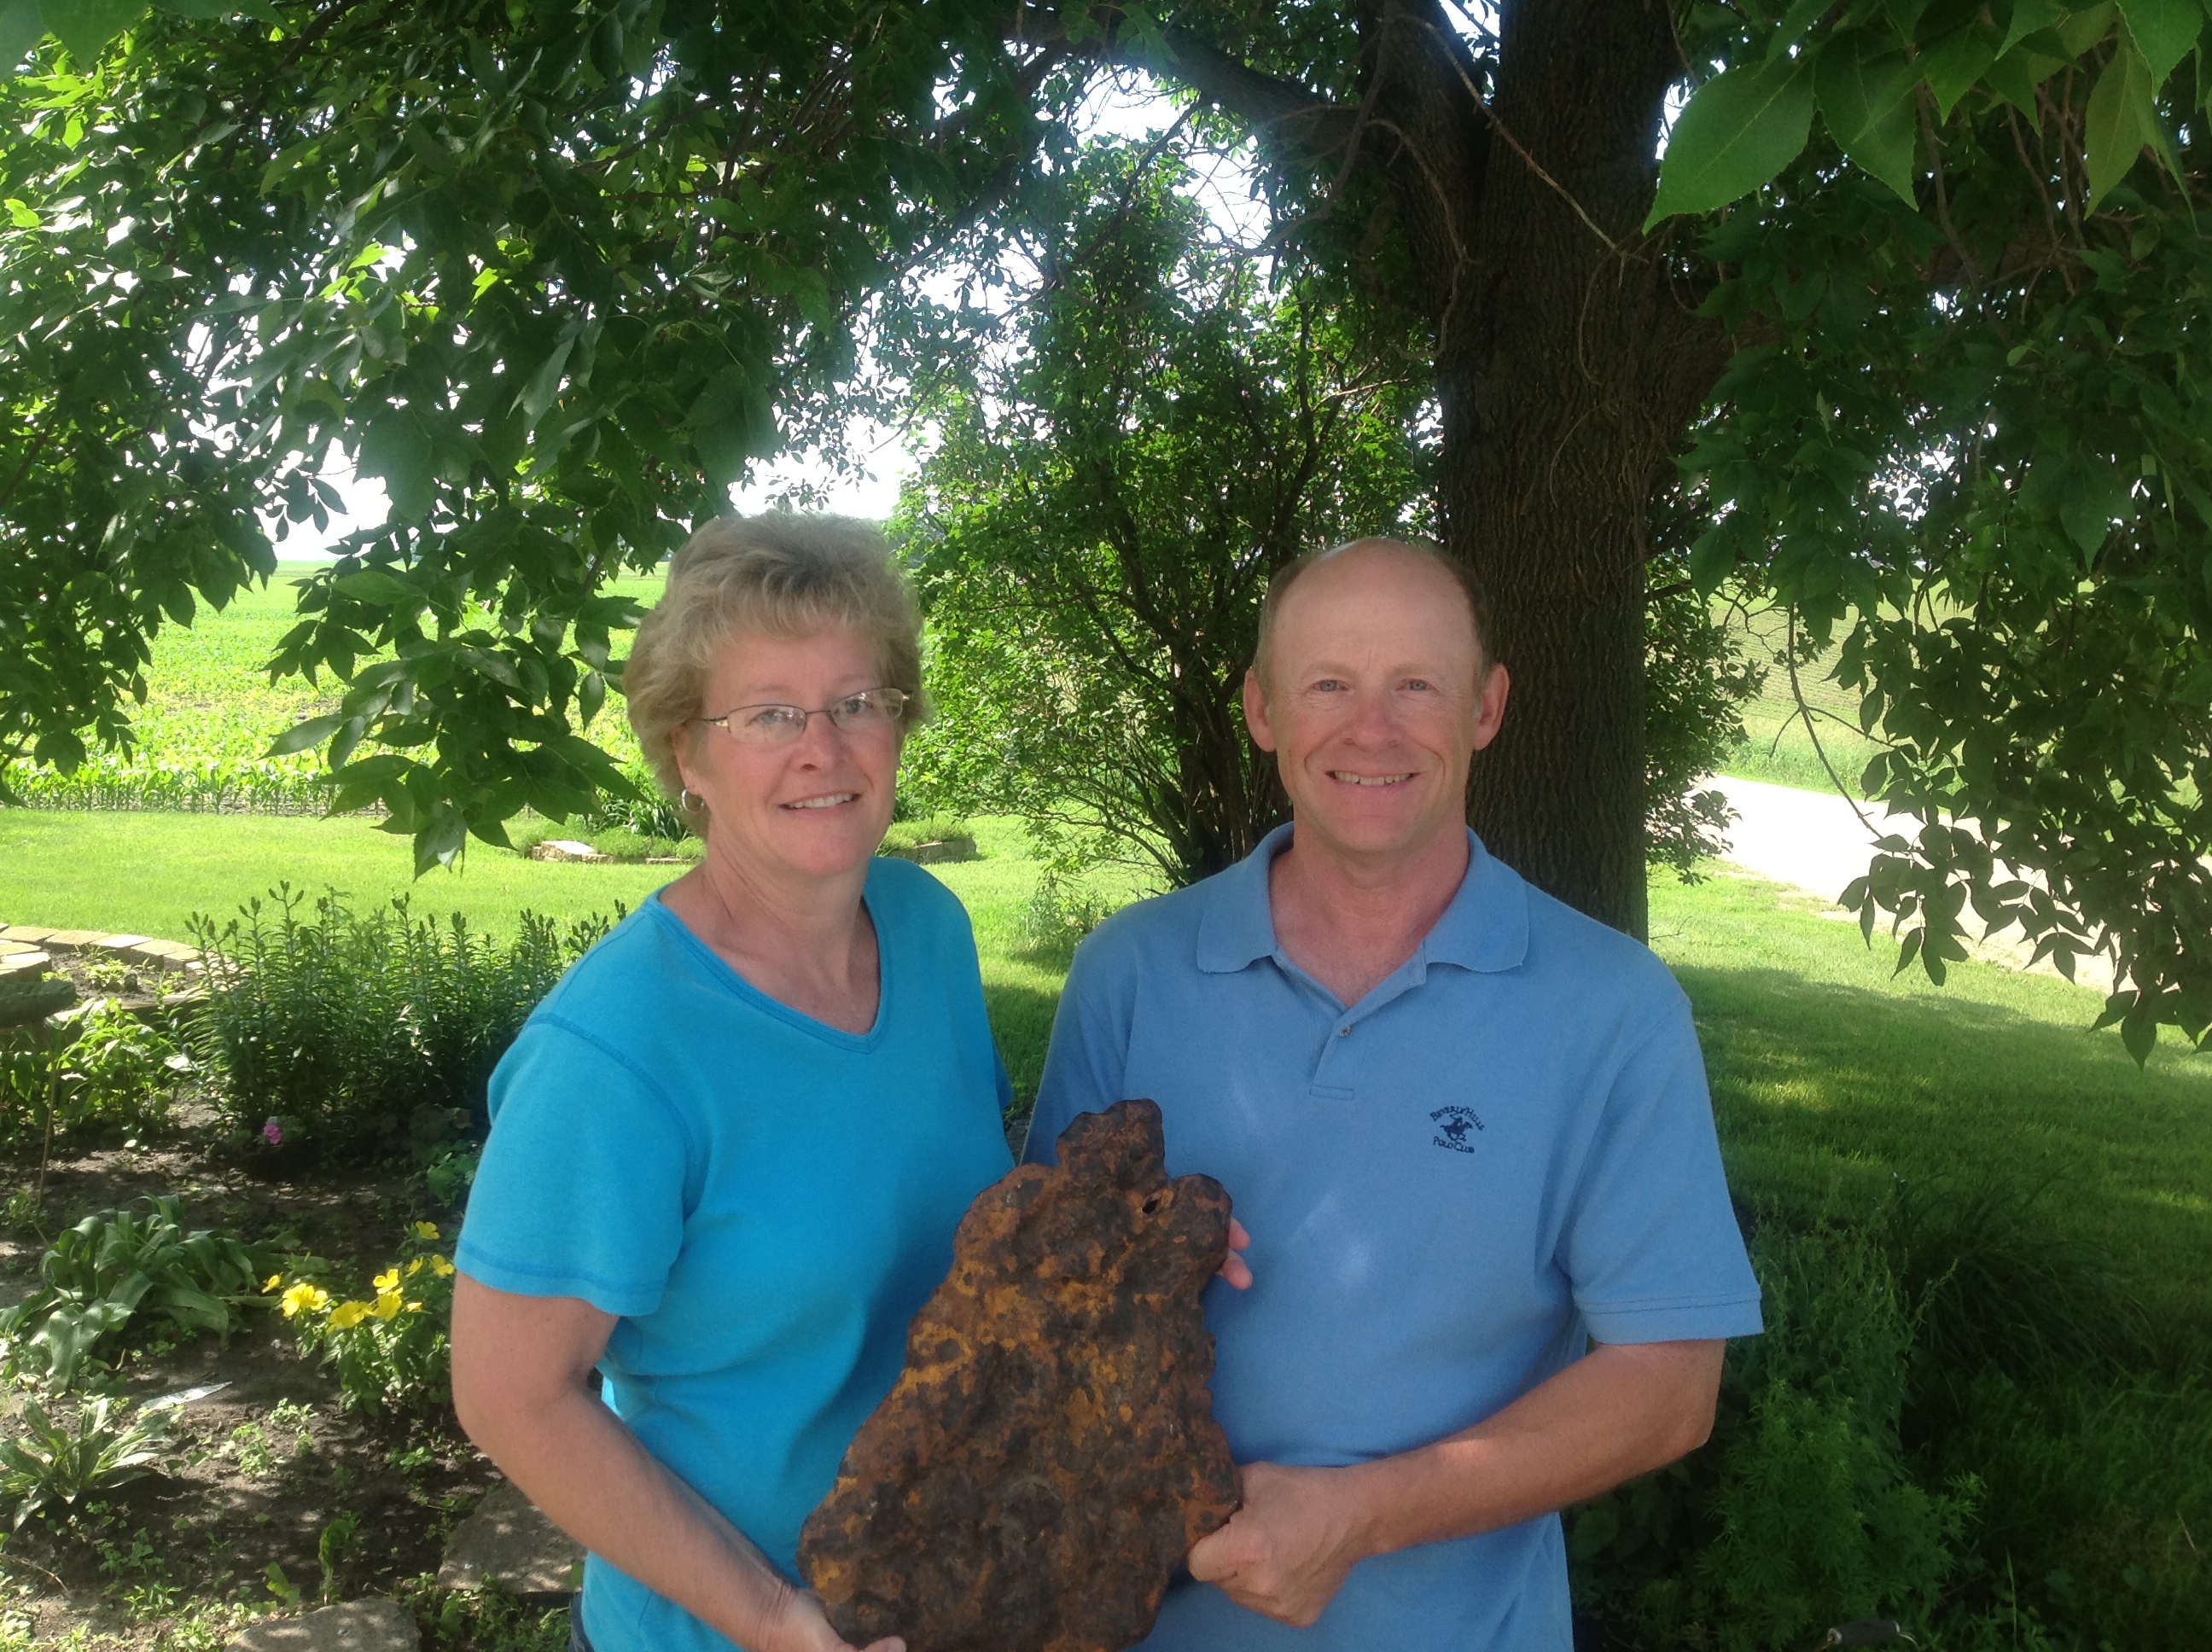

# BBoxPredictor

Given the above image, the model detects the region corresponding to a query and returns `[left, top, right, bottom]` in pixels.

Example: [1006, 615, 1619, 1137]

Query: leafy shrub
[190, 887, 613, 1155]
[1016, 870, 1115, 964]
[0, 997, 188, 1149]
[0, 1397, 170, 1527]
[1571, 1224, 1976, 1650]
[582, 775, 686, 841]
[0, 1195, 281, 1387]
[273, 1222, 455, 1416]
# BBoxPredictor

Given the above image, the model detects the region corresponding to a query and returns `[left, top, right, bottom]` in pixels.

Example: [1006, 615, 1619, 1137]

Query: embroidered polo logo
[1430, 1106, 1484, 1154]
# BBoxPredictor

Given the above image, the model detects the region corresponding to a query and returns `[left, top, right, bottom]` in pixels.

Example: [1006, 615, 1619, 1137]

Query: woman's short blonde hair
[623, 513, 927, 806]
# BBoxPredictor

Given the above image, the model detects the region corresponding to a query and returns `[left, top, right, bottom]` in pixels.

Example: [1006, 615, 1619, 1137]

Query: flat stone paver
[226, 1598, 418, 1652]
[439, 1480, 585, 1597]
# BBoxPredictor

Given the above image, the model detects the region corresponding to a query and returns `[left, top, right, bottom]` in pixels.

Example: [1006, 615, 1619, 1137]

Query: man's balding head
[1253, 538, 1493, 694]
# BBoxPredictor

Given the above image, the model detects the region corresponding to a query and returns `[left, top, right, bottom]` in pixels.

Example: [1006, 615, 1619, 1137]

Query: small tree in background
[895, 144, 1434, 886]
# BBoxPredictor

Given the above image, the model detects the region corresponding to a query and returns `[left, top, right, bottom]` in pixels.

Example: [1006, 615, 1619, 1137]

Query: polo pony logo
[1430, 1106, 1484, 1154]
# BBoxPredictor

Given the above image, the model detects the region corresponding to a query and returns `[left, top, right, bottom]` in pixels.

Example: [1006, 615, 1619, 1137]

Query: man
[1022, 538, 1762, 1649]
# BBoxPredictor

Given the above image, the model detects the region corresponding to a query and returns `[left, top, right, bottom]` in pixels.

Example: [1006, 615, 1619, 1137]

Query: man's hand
[1218, 1218, 1254, 1290]
[1185, 1461, 1369, 1627]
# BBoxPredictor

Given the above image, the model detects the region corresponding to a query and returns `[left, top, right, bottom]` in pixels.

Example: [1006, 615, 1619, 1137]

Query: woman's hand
[1219, 1218, 1254, 1290]
[754, 1581, 904, 1652]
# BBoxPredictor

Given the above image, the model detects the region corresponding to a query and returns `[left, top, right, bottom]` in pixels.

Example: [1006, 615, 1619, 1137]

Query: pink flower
[262, 1119, 283, 1146]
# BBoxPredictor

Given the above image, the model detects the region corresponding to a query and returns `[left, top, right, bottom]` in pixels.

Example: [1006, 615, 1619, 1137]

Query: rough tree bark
[1123, 0, 1731, 937]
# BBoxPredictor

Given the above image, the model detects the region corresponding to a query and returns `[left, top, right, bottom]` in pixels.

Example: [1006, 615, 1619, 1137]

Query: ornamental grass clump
[189, 886, 613, 1158]
[271, 1221, 455, 1417]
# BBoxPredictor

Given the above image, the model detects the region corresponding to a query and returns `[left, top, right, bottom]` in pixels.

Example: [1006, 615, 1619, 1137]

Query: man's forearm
[1342, 1340, 1726, 1557]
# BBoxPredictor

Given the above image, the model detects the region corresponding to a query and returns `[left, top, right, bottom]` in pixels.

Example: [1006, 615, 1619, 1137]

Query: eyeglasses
[690, 687, 911, 747]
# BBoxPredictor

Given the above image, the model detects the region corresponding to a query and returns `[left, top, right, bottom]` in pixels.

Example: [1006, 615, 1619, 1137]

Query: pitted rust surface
[798, 1099, 1241, 1652]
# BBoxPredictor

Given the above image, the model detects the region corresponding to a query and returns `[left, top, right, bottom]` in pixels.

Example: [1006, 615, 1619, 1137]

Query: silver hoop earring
[679, 788, 698, 811]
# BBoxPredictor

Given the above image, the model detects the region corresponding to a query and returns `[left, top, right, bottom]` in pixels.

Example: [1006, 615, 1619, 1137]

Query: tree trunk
[1131, 0, 1731, 933]
[1382, 0, 1725, 938]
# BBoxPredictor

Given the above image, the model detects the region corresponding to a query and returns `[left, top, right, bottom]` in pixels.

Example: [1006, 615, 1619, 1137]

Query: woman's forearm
[449, 1277, 832, 1652]
[461, 1374, 807, 1651]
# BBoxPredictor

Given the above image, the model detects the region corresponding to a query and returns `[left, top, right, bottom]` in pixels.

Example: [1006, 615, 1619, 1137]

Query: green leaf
[2058, 0, 2120, 55]
[1919, 22, 2004, 117]
[2084, 31, 2158, 207]
[1766, 0, 1834, 61]
[518, 331, 579, 424]
[2122, 998, 2160, 1062]
[1984, 44, 2069, 113]
[149, 0, 236, 16]
[0, 1, 44, 73]
[1817, 37, 1919, 200]
[2002, 0, 2068, 55]
[265, 714, 342, 758]
[1646, 54, 1818, 226]
[356, 410, 434, 522]
[49, 0, 141, 65]
[2114, 0, 2202, 80]
[332, 569, 419, 606]
[413, 805, 468, 877]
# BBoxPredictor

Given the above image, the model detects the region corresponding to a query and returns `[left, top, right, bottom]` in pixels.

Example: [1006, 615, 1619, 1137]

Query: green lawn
[1651, 869, 2212, 1332]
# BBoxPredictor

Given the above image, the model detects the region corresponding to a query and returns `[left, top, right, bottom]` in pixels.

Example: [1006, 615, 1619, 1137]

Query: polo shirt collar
[1194, 823, 1529, 975]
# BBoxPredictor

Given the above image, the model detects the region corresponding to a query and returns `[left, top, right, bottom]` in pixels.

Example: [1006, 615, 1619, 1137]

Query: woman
[450, 514, 1010, 1652]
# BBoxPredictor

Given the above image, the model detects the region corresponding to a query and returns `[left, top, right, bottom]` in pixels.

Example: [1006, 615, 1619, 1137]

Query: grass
[1650, 870, 2212, 1335]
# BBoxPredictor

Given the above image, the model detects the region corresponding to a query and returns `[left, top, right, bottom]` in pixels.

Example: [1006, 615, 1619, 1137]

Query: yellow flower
[405, 1300, 424, 1313]
[428, 1256, 456, 1277]
[372, 1290, 404, 1322]
[328, 1300, 371, 1330]
[371, 1267, 400, 1294]
[405, 1257, 426, 1278]
[262, 1273, 283, 1294]
[413, 1221, 440, 1241]
[280, 1283, 329, 1320]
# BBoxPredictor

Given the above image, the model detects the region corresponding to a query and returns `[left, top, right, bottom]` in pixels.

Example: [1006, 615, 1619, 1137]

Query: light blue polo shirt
[1025, 824, 1761, 1652]
[457, 858, 1013, 1652]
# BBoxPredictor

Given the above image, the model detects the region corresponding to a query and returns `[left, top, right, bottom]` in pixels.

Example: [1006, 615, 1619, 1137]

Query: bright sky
[268, 73, 1260, 560]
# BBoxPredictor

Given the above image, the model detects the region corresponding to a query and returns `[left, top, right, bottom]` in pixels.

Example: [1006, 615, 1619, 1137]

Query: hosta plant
[0, 1196, 282, 1387]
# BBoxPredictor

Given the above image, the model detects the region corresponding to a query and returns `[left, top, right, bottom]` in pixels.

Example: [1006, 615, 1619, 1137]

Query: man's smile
[1328, 771, 1415, 787]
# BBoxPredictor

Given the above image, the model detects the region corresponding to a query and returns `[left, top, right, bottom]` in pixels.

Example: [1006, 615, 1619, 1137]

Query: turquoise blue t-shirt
[1026, 826, 1762, 1652]
[456, 857, 1014, 1652]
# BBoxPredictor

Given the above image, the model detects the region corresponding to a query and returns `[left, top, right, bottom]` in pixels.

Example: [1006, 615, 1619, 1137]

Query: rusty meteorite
[797, 1098, 1242, 1652]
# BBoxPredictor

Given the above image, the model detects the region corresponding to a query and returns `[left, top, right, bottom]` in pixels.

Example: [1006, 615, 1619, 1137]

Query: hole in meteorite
[1141, 1192, 1164, 1213]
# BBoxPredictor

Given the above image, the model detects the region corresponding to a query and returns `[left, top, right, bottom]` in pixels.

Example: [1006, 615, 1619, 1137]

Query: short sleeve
[456, 1015, 694, 1318]
[1023, 927, 1136, 1166]
[1560, 997, 1764, 1344]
